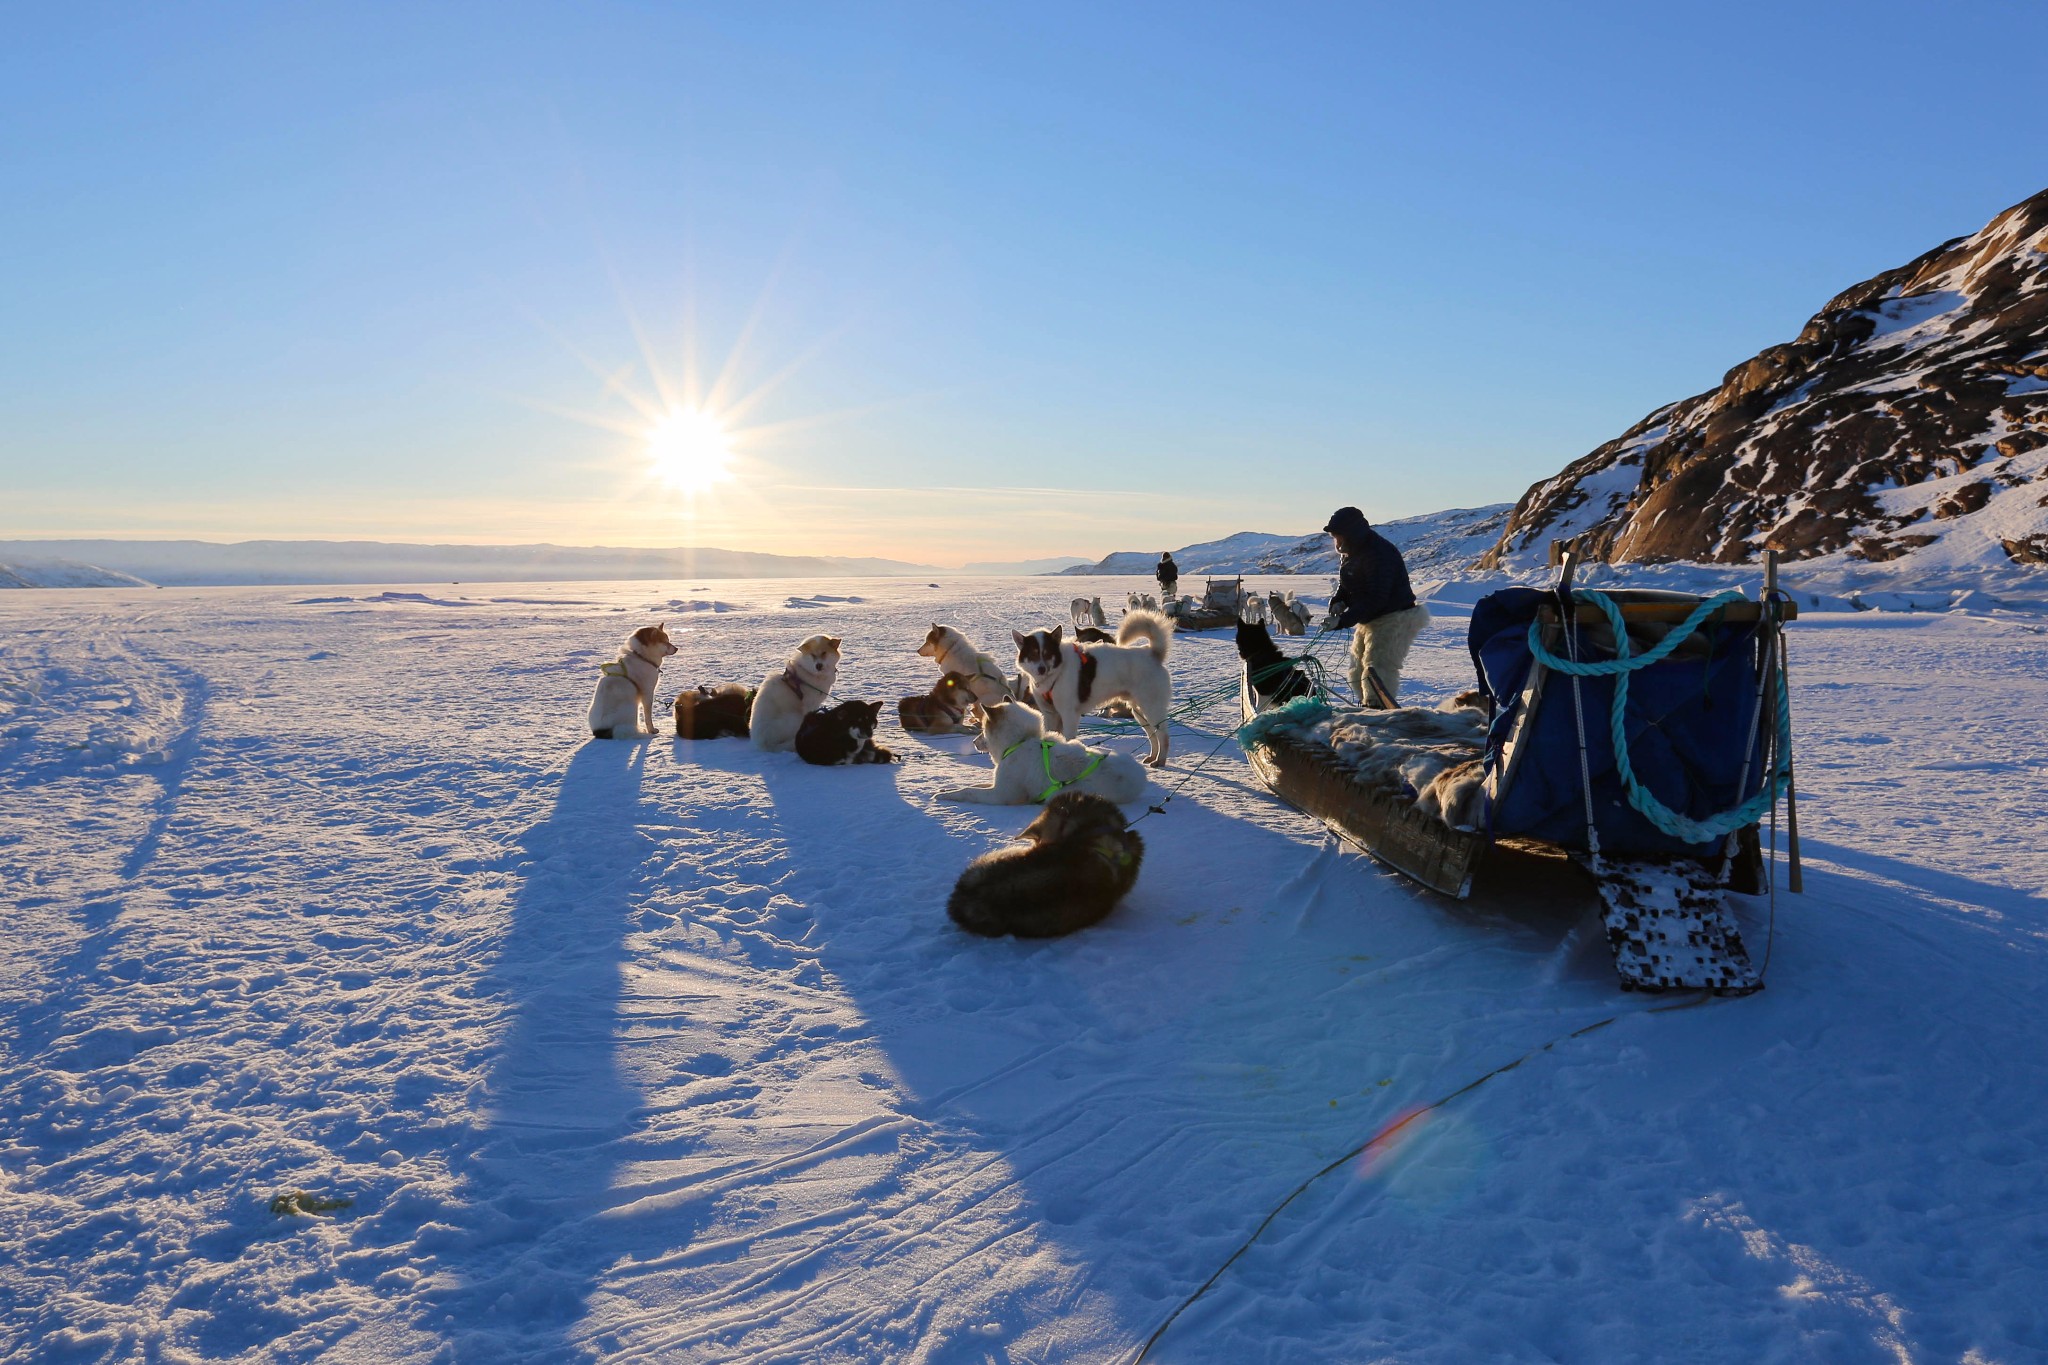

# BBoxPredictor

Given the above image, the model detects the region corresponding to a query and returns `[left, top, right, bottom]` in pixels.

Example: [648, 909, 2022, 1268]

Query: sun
[645, 408, 735, 493]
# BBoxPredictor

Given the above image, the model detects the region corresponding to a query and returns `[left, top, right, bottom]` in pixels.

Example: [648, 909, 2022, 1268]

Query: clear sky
[3, 2, 2044, 565]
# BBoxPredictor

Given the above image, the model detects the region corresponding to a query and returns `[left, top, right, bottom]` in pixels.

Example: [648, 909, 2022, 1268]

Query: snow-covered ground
[3, 575, 2045, 1363]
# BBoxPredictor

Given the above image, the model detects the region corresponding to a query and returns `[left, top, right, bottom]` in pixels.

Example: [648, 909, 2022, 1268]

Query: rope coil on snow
[1526, 590, 1792, 846]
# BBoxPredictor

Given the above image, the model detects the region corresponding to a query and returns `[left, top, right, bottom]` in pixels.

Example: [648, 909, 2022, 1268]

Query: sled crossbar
[1537, 600, 1797, 626]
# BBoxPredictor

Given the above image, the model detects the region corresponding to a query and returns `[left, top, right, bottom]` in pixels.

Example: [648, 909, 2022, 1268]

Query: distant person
[1156, 552, 1178, 603]
[1324, 506, 1429, 706]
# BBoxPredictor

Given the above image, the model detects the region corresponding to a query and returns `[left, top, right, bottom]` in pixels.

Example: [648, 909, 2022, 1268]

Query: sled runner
[1239, 553, 1798, 993]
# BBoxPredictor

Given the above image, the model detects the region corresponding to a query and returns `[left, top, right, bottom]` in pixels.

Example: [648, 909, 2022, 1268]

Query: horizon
[5, 4, 2045, 561]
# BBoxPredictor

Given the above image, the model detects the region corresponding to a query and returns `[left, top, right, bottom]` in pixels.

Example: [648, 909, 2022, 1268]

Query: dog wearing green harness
[947, 791, 1144, 938]
[940, 700, 1148, 805]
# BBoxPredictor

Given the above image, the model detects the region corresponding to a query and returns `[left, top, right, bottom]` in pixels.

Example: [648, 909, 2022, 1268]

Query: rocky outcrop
[1480, 189, 2048, 572]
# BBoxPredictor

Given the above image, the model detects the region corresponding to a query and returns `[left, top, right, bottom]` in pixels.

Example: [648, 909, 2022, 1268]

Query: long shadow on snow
[430, 738, 673, 1361]
[734, 745, 1621, 1361]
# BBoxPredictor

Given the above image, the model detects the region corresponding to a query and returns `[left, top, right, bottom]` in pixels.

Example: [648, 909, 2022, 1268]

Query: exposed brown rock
[2002, 534, 2048, 565]
[1480, 189, 2048, 569]
[1933, 482, 1994, 518]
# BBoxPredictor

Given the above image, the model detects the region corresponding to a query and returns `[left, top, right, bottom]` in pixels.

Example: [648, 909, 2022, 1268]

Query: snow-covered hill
[1060, 504, 1512, 580]
[0, 559, 153, 589]
[1481, 187, 2048, 580]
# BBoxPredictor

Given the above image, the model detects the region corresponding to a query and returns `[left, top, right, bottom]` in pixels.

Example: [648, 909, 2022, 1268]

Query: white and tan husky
[918, 623, 1024, 708]
[587, 624, 678, 738]
[750, 635, 841, 752]
[1013, 609, 1173, 766]
[940, 700, 1148, 805]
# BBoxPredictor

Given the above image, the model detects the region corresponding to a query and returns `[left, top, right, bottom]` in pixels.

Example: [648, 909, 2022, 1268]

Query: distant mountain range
[1480, 187, 2048, 579]
[1055, 505, 1513, 580]
[0, 539, 952, 587]
[960, 555, 1094, 575]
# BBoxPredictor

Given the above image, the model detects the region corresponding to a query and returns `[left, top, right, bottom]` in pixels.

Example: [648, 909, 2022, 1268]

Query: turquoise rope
[1527, 589, 1791, 845]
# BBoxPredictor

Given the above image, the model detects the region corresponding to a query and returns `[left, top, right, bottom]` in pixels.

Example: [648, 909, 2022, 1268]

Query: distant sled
[1239, 553, 1801, 994]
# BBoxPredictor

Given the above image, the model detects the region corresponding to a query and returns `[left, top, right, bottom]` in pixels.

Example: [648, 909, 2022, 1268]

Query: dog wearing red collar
[749, 634, 841, 752]
[1012, 608, 1174, 766]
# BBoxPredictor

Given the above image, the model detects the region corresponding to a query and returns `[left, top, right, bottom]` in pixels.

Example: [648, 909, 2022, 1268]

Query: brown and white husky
[586, 624, 677, 738]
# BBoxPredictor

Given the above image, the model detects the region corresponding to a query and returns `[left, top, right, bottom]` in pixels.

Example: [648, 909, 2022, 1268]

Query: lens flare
[1356, 1106, 1430, 1180]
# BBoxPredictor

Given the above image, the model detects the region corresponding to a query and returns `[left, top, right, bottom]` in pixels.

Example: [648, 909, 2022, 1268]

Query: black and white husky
[796, 699, 895, 765]
[1013, 610, 1173, 766]
[947, 791, 1144, 938]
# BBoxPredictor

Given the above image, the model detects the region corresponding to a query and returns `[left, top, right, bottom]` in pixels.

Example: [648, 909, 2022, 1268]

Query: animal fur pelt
[674, 683, 755, 739]
[1311, 698, 1491, 828]
[947, 791, 1143, 937]
[796, 699, 895, 765]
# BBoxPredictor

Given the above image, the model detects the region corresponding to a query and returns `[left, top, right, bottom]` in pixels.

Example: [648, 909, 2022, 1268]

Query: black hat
[1324, 506, 1370, 538]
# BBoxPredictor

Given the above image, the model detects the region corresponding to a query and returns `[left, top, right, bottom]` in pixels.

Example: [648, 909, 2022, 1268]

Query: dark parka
[1156, 554, 1178, 588]
[1325, 507, 1415, 628]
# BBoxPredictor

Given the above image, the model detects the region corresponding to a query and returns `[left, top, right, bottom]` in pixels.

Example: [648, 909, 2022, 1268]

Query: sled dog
[1012, 610, 1173, 766]
[1236, 621, 1316, 708]
[1267, 591, 1309, 636]
[674, 683, 754, 739]
[947, 791, 1144, 937]
[1069, 596, 1108, 630]
[1239, 591, 1267, 625]
[587, 624, 677, 738]
[918, 624, 1021, 709]
[750, 635, 840, 752]
[941, 700, 1148, 805]
[898, 673, 980, 735]
[797, 699, 894, 765]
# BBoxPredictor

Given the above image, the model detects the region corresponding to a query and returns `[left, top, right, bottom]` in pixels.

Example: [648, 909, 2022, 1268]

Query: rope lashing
[1527, 589, 1791, 845]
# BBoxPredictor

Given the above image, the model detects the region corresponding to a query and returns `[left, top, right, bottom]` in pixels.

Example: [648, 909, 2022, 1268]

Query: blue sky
[3, 2, 2043, 564]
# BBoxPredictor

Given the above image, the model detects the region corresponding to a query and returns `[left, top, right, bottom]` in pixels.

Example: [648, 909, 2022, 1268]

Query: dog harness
[1090, 833, 1136, 870]
[598, 660, 628, 678]
[1002, 737, 1104, 804]
[781, 667, 823, 699]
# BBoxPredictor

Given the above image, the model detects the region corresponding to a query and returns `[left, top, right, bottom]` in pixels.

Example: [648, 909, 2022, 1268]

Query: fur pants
[1348, 605, 1431, 704]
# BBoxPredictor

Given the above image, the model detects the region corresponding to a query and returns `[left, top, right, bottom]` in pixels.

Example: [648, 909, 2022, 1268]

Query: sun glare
[646, 408, 735, 493]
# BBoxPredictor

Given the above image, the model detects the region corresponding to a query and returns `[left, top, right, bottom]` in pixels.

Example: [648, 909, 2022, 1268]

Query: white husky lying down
[940, 700, 1149, 806]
